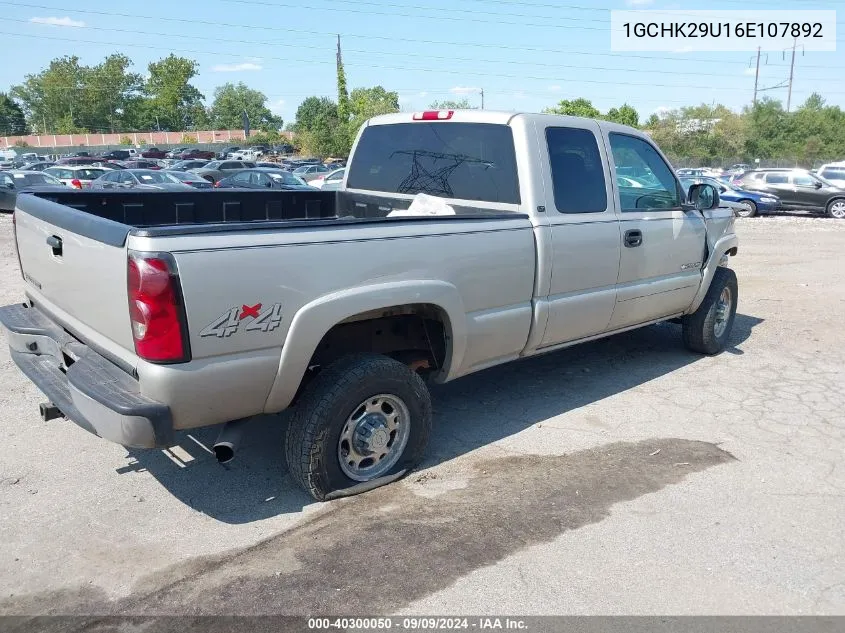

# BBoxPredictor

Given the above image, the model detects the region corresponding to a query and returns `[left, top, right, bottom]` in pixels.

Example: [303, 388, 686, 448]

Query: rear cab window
[347, 122, 520, 204]
[545, 127, 607, 213]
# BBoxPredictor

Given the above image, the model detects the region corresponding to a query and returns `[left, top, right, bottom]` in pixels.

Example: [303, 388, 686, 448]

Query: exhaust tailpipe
[213, 418, 251, 464]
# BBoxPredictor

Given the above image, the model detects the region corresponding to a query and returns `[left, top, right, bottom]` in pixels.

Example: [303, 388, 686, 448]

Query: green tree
[209, 82, 283, 131]
[12, 55, 85, 133]
[292, 96, 345, 156]
[336, 37, 350, 122]
[604, 103, 639, 127]
[543, 97, 600, 118]
[0, 93, 27, 135]
[349, 86, 399, 123]
[83, 54, 143, 133]
[141, 55, 206, 131]
[428, 98, 475, 110]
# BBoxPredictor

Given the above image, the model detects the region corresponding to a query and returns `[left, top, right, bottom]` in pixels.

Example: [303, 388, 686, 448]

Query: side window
[546, 127, 607, 214]
[792, 173, 815, 187]
[608, 133, 680, 211]
[765, 173, 788, 184]
[232, 171, 250, 183]
[252, 172, 270, 186]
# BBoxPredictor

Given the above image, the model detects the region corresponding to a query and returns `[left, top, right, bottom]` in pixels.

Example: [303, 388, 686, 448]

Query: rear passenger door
[538, 122, 622, 347]
[762, 172, 795, 207]
[604, 132, 706, 329]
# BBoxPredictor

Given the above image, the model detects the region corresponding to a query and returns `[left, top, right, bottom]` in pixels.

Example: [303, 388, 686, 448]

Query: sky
[1, 0, 843, 126]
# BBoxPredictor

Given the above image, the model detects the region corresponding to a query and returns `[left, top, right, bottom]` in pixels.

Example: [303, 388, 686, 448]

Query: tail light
[70, 178, 82, 189]
[213, 180, 220, 188]
[127, 253, 190, 363]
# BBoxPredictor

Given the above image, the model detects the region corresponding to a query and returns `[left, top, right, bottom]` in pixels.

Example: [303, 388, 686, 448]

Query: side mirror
[6, 183, 14, 189]
[687, 183, 720, 211]
[814, 181, 823, 189]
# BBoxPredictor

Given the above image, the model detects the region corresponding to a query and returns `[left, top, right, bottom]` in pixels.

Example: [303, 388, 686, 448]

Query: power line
[5, 17, 831, 82]
[1, 29, 840, 97]
[6, 2, 841, 67]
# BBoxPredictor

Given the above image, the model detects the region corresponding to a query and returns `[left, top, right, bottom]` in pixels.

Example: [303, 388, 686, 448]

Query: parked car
[293, 164, 332, 182]
[179, 149, 216, 160]
[217, 146, 240, 160]
[90, 161, 126, 170]
[97, 150, 131, 161]
[0, 159, 15, 170]
[0, 110, 737, 502]
[192, 160, 256, 184]
[164, 170, 214, 189]
[140, 147, 167, 159]
[57, 156, 102, 166]
[732, 168, 845, 218]
[18, 162, 56, 172]
[171, 159, 209, 171]
[121, 160, 162, 170]
[680, 176, 781, 218]
[214, 168, 314, 190]
[310, 168, 345, 191]
[44, 165, 109, 189]
[166, 147, 189, 159]
[816, 163, 845, 188]
[230, 148, 264, 161]
[255, 162, 282, 169]
[90, 169, 194, 191]
[72, 151, 91, 158]
[0, 171, 66, 211]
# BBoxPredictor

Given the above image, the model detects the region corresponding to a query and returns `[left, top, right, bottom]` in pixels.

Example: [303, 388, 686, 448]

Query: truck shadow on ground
[123, 314, 762, 524]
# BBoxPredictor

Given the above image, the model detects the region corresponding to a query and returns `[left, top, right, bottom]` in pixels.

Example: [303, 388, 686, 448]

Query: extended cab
[0, 111, 738, 500]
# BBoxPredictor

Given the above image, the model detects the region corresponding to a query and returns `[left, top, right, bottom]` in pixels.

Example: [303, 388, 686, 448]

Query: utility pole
[752, 46, 761, 106]
[42, 114, 48, 135]
[480, 88, 485, 110]
[786, 38, 797, 112]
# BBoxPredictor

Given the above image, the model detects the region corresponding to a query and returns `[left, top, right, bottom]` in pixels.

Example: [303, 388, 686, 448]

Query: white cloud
[450, 85, 481, 95]
[625, 0, 654, 6]
[653, 105, 671, 116]
[269, 98, 285, 114]
[418, 91, 429, 98]
[743, 67, 757, 76]
[548, 85, 562, 93]
[211, 62, 262, 72]
[29, 16, 85, 27]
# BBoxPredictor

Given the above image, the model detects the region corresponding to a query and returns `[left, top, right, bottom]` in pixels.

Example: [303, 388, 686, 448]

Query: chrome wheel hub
[831, 201, 845, 218]
[713, 287, 732, 338]
[339, 394, 411, 482]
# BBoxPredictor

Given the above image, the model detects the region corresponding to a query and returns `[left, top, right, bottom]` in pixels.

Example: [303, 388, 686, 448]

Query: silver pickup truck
[0, 111, 738, 500]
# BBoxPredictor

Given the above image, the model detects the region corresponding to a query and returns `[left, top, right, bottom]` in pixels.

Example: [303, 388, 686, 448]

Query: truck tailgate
[14, 196, 134, 355]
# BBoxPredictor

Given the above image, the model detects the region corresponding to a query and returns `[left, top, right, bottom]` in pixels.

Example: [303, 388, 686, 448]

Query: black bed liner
[19, 190, 528, 246]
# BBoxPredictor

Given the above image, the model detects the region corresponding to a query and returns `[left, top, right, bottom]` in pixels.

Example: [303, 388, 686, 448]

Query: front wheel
[682, 267, 738, 355]
[826, 198, 845, 219]
[735, 200, 757, 218]
[285, 354, 432, 501]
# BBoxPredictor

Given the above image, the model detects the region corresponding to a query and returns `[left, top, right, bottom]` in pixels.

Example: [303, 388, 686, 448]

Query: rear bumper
[0, 302, 173, 448]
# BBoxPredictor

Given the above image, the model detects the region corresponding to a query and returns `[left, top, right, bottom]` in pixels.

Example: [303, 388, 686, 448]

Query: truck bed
[23, 190, 520, 242]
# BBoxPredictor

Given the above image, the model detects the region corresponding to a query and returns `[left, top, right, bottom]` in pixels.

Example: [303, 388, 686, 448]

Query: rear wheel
[826, 198, 845, 219]
[285, 354, 432, 501]
[682, 267, 738, 355]
[735, 200, 757, 218]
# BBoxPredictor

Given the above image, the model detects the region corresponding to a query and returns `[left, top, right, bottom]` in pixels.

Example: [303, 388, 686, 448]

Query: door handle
[46, 235, 62, 256]
[624, 229, 642, 248]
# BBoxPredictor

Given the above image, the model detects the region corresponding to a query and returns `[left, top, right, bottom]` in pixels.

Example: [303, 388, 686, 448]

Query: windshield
[167, 171, 203, 182]
[204, 161, 222, 169]
[132, 171, 181, 184]
[12, 172, 62, 186]
[267, 171, 308, 186]
[346, 122, 520, 203]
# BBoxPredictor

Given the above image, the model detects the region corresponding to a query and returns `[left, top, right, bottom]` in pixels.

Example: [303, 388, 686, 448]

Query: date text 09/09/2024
[623, 22, 823, 39]
[307, 617, 529, 630]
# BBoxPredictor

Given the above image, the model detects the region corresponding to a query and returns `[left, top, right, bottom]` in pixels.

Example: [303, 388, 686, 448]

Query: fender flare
[262, 280, 466, 413]
[686, 234, 739, 314]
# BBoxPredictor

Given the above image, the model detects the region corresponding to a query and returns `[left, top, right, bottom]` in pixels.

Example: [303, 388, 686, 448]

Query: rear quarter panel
[130, 217, 536, 425]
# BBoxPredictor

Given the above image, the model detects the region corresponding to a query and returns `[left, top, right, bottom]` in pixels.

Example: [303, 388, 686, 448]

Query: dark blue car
[681, 176, 781, 218]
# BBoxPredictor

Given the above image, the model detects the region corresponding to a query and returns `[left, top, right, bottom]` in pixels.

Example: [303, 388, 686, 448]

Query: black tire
[826, 198, 845, 219]
[285, 353, 432, 501]
[735, 200, 757, 218]
[682, 267, 738, 355]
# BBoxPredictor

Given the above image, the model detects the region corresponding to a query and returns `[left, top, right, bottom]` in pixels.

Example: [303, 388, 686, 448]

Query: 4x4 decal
[200, 303, 283, 338]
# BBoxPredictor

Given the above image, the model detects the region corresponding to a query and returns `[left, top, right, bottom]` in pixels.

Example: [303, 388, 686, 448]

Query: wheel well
[308, 304, 449, 378]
